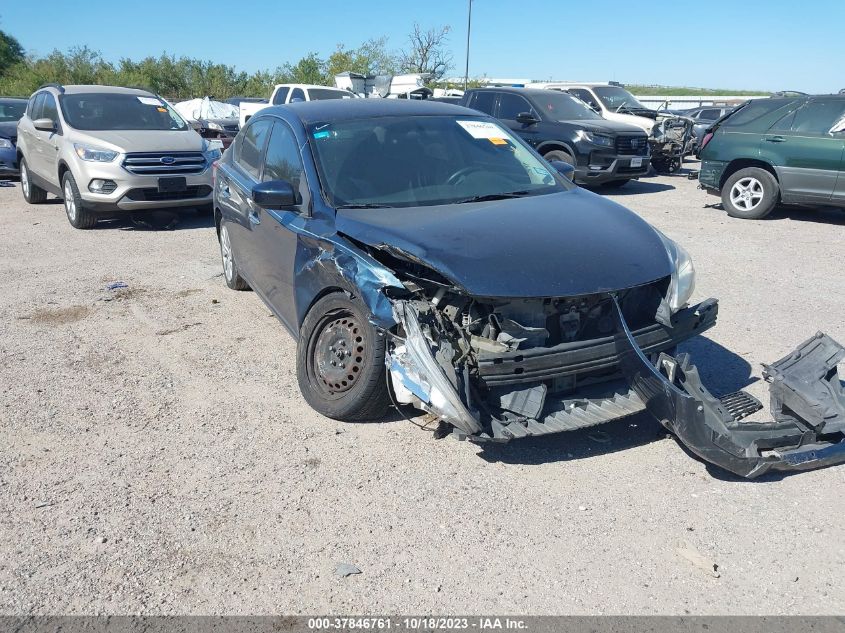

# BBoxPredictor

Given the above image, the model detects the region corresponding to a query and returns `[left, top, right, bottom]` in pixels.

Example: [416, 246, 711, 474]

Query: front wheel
[296, 293, 390, 421]
[20, 158, 48, 204]
[721, 167, 779, 219]
[62, 172, 98, 229]
[543, 149, 574, 165]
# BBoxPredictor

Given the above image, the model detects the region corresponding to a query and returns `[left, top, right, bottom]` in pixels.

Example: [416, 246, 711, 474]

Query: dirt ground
[1, 165, 844, 615]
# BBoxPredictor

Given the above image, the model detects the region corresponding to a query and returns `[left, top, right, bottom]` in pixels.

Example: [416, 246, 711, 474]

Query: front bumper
[575, 154, 651, 185]
[74, 161, 213, 212]
[612, 299, 845, 478]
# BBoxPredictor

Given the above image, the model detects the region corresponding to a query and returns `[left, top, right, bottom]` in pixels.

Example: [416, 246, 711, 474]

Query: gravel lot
[1, 164, 844, 615]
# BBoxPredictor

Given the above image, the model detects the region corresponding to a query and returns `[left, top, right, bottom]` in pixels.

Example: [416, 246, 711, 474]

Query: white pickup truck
[239, 84, 356, 127]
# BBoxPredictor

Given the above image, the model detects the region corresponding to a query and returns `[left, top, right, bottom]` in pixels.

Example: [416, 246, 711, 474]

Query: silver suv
[16, 84, 219, 228]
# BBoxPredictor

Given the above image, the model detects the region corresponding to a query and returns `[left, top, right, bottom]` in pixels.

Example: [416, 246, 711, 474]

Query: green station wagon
[698, 95, 845, 219]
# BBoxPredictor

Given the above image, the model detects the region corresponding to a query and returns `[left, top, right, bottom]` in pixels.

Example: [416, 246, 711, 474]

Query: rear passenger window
[263, 121, 304, 189]
[698, 109, 720, 120]
[290, 88, 305, 103]
[790, 100, 845, 134]
[468, 92, 496, 115]
[235, 119, 272, 180]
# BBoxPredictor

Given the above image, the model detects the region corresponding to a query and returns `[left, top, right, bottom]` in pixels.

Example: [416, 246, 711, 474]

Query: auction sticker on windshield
[137, 96, 163, 106]
[457, 120, 510, 144]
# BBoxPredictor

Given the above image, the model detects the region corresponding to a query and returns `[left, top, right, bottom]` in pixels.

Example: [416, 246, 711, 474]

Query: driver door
[249, 119, 308, 331]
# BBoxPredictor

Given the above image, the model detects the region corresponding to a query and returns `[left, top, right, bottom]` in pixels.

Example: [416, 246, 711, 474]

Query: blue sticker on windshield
[313, 130, 330, 139]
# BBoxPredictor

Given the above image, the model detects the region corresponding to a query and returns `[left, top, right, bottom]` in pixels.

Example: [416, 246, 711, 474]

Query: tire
[721, 167, 779, 219]
[543, 149, 575, 165]
[218, 222, 249, 290]
[19, 158, 48, 204]
[601, 179, 631, 188]
[296, 293, 390, 422]
[62, 172, 98, 229]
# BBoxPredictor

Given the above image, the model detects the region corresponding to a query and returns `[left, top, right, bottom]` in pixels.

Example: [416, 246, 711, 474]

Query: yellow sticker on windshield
[489, 137, 508, 145]
[156, 107, 167, 113]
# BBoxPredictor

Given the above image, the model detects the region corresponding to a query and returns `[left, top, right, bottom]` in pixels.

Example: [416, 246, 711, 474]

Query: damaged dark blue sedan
[212, 99, 845, 479]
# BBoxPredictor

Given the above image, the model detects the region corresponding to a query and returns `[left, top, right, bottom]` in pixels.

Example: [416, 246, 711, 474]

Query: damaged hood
[336, 189, 673, 298]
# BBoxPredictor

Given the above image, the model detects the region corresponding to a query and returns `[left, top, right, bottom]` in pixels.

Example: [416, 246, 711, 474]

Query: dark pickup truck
[462, 87, 650, 187]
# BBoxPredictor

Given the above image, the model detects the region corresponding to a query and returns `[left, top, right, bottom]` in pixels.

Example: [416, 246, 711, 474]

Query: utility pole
[464, 0, 472, 91]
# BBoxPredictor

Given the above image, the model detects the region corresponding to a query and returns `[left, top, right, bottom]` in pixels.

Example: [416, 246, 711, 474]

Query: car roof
[54, 85, 156, 96]
[275, 84, 349, 91]
[468, 87, 559, 98]
[263, 98, 483, 124]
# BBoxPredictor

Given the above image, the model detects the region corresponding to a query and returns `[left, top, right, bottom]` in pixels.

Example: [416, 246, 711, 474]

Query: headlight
[657, 232, 696, 311]
[0, 138, 12, 149]
[206, 121, 224, 131]
[74, 143, 118, 162]
[582, 131, 614, 147]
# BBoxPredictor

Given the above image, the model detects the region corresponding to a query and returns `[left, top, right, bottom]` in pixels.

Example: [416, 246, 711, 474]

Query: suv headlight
[657, 231, 695, 311]
[0, 138, 13, 149]
[582, 131, 614, 147]
[205, 121, 224, 131]
[74, 143, 118, 162]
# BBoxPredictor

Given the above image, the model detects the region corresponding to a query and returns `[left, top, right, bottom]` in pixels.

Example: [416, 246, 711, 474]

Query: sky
[1, 0, 842, 94]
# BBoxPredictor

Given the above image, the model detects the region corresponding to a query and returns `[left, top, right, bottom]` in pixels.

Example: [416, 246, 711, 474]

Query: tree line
[0, 25, 454, 100]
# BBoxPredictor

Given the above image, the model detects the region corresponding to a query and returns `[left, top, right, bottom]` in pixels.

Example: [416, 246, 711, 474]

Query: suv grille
[122, 152, 207, 175]
[615, 136, 649, 156]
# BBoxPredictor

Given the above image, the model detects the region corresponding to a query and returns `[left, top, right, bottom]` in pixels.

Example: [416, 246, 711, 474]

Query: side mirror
[548, 160, 575, 180]
[516, 112, 540, 125]
[33, 118, 57, 132]
[252, 180, 297, 208]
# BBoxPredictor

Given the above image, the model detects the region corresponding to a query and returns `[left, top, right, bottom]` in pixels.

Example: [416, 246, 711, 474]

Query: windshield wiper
[455, 191, 531, 204]
[335, 203, 393, 209]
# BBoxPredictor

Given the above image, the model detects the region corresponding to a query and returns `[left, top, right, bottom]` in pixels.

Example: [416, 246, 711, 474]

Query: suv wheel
[62, 172, 98, 229]
[721, 167, 779, 219]
[296, 293, 390, 422]
[20, 159, 48, 204]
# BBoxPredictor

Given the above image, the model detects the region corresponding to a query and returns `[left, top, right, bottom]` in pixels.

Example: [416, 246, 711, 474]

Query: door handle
[248, 210, 261, 226]
[765, 136, 786, 143]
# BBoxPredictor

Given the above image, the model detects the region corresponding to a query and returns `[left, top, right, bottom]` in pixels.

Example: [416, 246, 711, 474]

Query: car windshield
[309, 115, 570, 208]
[0, 101, 26, 122]
[309, 89, 355, 100]
[593, 86, 646, 111]
[533, 91, 602, 121]
[60, 93, 188, 131]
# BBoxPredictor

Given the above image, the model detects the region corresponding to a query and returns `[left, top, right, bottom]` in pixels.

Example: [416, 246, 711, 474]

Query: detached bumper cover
[613, 298, 845, 478]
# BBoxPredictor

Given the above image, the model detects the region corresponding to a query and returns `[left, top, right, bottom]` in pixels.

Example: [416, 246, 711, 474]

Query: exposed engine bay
[362, 244, 845, 479]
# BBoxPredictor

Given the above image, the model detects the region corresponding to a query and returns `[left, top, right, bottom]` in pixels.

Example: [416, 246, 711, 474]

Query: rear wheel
[62, 172, 98, 229]
[721, 167, 779, 219]
[296, 293, 390, 421]
[20, 158, 47, 204]
[218, 223, 249, 290]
